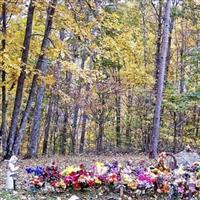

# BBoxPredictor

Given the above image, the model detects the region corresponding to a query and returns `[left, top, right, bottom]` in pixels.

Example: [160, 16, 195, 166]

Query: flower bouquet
[24, 153, 200, 199]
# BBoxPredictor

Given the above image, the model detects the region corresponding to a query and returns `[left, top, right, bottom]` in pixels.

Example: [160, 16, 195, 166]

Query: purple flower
[25, 166, 45, 177]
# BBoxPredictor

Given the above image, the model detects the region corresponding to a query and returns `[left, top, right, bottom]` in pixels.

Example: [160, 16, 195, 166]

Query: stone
[68, 195, 80, 200]
[6, 155, 19, 190]
[175, 150, 200, 166]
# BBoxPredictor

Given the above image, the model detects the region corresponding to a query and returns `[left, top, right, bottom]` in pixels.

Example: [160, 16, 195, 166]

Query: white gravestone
[6, 155, 19, 190]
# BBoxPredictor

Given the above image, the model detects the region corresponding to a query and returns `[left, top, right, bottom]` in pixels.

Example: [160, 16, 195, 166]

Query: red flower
[73, 181, 81, 190]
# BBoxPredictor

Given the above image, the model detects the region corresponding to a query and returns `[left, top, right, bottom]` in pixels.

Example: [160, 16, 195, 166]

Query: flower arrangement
[25, 153, 200, 198]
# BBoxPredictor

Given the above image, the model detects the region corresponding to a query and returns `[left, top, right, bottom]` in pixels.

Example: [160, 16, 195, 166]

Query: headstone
[175, 149, 200, 166]
[6, 155, 19, 190]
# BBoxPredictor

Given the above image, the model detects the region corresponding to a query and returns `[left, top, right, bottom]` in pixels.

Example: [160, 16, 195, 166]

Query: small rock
[68, 195, 80, 200]
[20, 195, 27, 200]
[12, 190, 18, 195]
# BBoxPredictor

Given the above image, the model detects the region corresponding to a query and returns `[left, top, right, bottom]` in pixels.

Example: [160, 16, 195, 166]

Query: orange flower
[160, 182, 169, 193]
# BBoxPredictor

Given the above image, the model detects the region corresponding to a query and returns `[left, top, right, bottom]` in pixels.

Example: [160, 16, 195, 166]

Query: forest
[0, 0, 199, 160]
[0, 0, 200, 199]
[0, 0, 199, 158]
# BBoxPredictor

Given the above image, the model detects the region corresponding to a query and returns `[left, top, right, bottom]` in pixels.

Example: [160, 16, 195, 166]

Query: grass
[0, 189, 19, 200]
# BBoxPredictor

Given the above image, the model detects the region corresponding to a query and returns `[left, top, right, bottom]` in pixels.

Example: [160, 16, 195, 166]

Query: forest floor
[0, 153, 158, 200]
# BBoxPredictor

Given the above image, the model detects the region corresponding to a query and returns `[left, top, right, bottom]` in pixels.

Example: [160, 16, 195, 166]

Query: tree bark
[70, 46, 87, 154]
[27, 62, 48, 158]
[60, 71, 72, 155]
[42, 96, 54, 155]
[60, 109, 68, 155]
[140, 0, 148, 68]
[177, 21, 185, 145]
[53, 113, 59, 155]
[79, 83, 90, 153]
[79, 113, 87, 153]
[196, 107, 200, 137]
[173, 112, 177, 153]
[153, 0, 163, 91]
[5, 0, 35, 158]
[70, 104, 79, 154]
[96, 119, 104, 154]
[165, 19, 174, 83]
[96, 93, 105, 153]
[149, 0, 172, 159]
[25, 0, 58, 158]
[115, 73, 121, 148]
[125, 88, 132, 148]
[1, 1, 7, 156]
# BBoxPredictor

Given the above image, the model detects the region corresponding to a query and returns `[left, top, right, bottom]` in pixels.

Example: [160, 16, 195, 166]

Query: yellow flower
[196, 179, 200, 188]
[127, 181, 138, 190]
[151, 168, 160, 175]
[196, 172, 200, 179]
[61, 165, 76, 176]
[95, 177, 102, 184]
[122, 174, 132, 183]
[95, 162, 108, 175]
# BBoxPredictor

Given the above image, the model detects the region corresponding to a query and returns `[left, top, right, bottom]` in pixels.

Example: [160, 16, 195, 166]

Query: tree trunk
[79, 113, 87, 153]
[165, 19, 174, 83]
[79, 83, 90, 153]
[60, 109, 68, 155]
[52, 102, 59, 155]
[154, 0, 163, 90]
[42, 96, 54, 155]
[60, 71, 72, 155]
[25, 0, 58, 158]
[28, 81, 47, 157]
[125, 88, 132, 148]
[5, 0, 35, 158]
[96, 93, 105, 154]
[149, 0, 172, 159]
[96, 117, 104, 154]
[177, 22, 185, 145]
[196, 107, 200, 137]
[1, 1, 7, 156]
[70, 105, 79, 154]
[115, 88, 121, 147]
[173, 112, 177, 153]
[180, 49, 185, 94]
[70, 46, 87, 154]
[140, 0, 148, 68]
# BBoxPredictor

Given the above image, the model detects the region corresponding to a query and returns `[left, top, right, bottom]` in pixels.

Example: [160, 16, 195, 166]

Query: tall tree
[70, 44, 87, 154]
[79, 83, 90, 153]
[115, 71, 121, 148]
[1, 1, 7, 156]
[153, 0, 163, 90]
[42, 95, 54, 155]
[140, 0, 148, 68]
[5, 0, 35, 158]
[60, 71, 72, 155]
[149, 0, 172, 158]
[26, 0, 58, 158]
[96, 92, 105, 153]
[125, 87, 132, 148]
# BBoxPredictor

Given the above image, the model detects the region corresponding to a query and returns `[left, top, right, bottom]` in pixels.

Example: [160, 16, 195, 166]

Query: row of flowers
[25, 153, 200, 198]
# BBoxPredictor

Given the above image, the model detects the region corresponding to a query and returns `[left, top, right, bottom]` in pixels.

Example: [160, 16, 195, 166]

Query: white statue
[6, 155, 19, 190]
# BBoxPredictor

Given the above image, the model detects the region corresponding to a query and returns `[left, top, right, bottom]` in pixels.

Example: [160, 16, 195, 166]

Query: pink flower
[178, 186, 185, 194]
